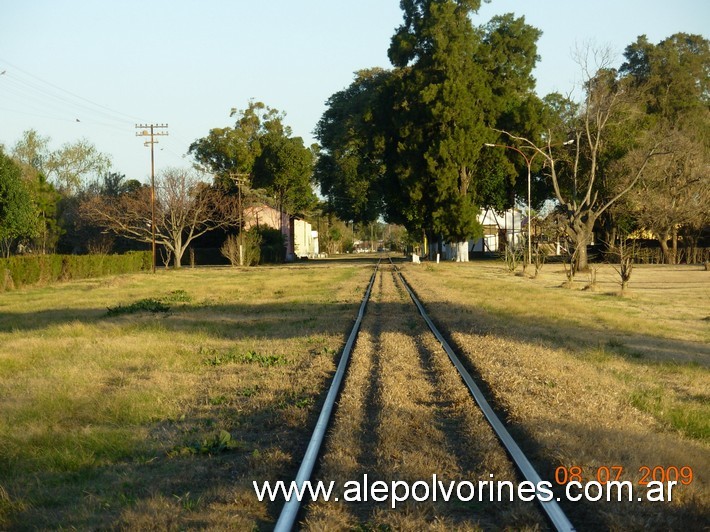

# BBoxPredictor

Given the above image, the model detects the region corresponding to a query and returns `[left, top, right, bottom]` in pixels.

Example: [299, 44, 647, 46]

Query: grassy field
[0, 258, 708, 529]
[401, 260, 709, 528]
[0, 264, 372, 529]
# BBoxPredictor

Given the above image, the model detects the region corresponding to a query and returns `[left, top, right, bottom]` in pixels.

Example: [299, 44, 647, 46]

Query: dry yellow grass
[1, 258, 707, 530]
[400, 260, 709, 529]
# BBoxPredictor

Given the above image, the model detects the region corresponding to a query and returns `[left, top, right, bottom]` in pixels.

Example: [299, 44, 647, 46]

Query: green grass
[0, 263, 372, 529]
[630, 386, 710, 441]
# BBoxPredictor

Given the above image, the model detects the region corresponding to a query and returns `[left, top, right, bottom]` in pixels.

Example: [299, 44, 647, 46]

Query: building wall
[242, 204, 320, 260]
[292, 218, 319, 258]
[472, 208, 523, 252]
[243, 204, 292, 257]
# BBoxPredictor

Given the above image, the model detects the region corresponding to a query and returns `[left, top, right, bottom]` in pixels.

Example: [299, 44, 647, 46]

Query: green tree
[28, 172, 62, 254]
[385, 0, 489, 260]
[0, 149, 38, 257]
[314, 68, 390, 225]
[619, 33, 710, 263]
[189, 101, 285, 187]
[11, 129, 50, 170]
[252, 133, 316, 217]
[316, 3, 543, 262]
[477, 14, 545, 213]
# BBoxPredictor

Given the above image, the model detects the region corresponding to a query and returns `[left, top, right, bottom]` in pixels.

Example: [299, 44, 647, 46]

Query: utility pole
[229, 173, 249, 266]
[136, 124, 168, 273]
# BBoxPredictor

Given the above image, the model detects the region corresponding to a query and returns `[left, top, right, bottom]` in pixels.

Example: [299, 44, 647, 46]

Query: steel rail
[274, 259, 380, 532]
[392, 261, 575, 532]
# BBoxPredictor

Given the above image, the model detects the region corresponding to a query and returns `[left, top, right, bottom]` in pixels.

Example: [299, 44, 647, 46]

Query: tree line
[314, 0, 709, 268]
[1, 0, 708, 268]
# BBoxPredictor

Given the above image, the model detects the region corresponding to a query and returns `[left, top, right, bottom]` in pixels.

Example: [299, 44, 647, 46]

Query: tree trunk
[455, 241, 469, 262]
[671, 227, 678, 265]
[572, 226, 593, 272]
[173, 236, 184, 268]
[576, 241, 589, 272]
[658, 233, 671, 265]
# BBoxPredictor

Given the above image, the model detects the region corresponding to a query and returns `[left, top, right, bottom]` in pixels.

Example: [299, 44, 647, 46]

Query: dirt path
[301, 265, 545, 530]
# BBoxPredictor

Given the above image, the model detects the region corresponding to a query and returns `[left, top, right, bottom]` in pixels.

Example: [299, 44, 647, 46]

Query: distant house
[433, 208, 524, 260]
[243, 204, 318, 261]
[472, 208, 523, 252]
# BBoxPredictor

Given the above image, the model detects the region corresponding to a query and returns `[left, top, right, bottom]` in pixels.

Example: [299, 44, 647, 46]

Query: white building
[472, 208, 524, 252]
[292, 218, 319, 259]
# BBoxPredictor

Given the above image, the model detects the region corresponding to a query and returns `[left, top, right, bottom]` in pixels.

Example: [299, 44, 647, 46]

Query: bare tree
[626, 128, 709, 263]
[82, 168, 239, 268]
[497, 46, 661, 271]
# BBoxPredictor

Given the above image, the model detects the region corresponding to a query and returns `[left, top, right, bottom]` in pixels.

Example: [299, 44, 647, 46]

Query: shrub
[221, 230, 261, 267]
[221, 227, 285, 266]
[0, 251, 151, 292]
[258, 227, 285, 264]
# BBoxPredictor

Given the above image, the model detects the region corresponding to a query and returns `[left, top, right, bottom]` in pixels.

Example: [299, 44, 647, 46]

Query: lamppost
[485, 139, 574, 265]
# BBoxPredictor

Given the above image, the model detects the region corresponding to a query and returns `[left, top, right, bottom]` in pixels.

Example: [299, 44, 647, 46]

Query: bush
[258, 227, 285, 264]
[221, 227, 285, 266]
[0, 251, 151, 292]
[221, 230, 261, 267]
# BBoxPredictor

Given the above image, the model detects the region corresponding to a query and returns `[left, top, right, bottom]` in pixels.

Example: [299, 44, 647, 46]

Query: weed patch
[277, 391, 315, 410]
[169, 430, 241, 457]
[163, 289, 192, 303]
[200, 348, 288, 367]
[630, 387, 709, 441]
[105, 290, 191, 316]
[106, 298, 170, 316]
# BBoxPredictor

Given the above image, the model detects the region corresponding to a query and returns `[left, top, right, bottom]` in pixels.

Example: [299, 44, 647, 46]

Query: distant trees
[190, 101, 317, 219]
[618, 33, 710, 263]
[81, 168, 239, 268]
[6, 130, 115, 255]
[12, 129, 111, 195]
[252, 131, 316, 216]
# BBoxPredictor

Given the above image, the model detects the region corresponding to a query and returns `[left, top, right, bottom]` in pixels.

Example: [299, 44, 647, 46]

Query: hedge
[0, 252, 151, 292]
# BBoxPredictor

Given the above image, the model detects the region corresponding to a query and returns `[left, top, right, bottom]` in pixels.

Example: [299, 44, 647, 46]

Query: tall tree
[0, 148, 38, 257]
[619, 33, 710, 263]
[476, 14, 545, 213]
[190, 101, 317, 236]
[314, 68, 390, 225]
[316, 4, 543, 261]
[252, 134, 316, 217]
[386, 0, 488, 260]
[189, 101, 286, 187]
[502, 48, 661, 271]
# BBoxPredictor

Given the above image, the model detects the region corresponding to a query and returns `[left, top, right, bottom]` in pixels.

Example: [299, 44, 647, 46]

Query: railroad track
[275, 258, 575, 531]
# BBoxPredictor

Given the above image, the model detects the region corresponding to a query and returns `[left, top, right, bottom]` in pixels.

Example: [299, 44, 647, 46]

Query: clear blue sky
[1, 0, 708, 184]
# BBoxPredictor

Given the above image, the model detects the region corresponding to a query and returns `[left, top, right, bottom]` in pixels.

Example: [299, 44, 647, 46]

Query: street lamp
[484, 143, 537, 265]
[484, 139, 574, 265]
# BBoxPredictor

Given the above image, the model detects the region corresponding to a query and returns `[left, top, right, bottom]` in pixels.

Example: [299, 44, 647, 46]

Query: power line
[0, 57, 146, 125]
